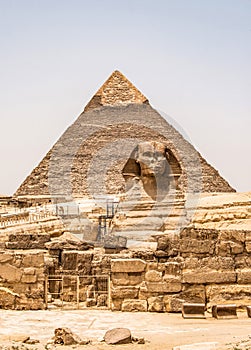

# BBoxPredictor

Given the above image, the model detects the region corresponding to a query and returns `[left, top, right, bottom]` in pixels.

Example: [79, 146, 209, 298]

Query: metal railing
[44, 274, 110, 310]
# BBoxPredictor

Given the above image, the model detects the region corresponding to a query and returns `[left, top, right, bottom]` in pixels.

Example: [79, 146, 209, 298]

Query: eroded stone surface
[104, 327, 132, 345]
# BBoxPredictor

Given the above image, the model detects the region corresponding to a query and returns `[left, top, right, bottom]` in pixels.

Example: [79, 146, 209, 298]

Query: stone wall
[1, 227, 251, 312]
[0, 250, 45, 310]
[109, 228, 251, 312]
[44, 227, 251, 312]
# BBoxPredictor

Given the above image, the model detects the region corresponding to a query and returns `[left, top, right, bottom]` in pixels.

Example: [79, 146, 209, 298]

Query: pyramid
[15, 71, 235, 200]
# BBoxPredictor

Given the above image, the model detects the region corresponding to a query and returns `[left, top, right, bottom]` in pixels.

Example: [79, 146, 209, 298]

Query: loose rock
[104, 328, 132, 345]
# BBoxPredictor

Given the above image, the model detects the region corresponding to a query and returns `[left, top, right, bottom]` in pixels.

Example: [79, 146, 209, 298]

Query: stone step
[113, 230, 160, 241]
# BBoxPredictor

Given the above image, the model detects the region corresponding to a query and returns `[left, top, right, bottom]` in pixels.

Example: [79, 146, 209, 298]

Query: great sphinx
[122, 141, 181, 201]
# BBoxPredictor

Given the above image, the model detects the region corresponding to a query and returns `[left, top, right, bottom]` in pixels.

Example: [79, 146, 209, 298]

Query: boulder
[104, 328, 132, 345]
[54, 327, 82, 345]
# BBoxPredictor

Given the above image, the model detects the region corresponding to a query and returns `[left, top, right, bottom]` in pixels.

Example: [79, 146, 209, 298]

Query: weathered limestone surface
[121, 299, 148, 312]
[2, 72, 251, 314]
[15, 71, 234, 198]
[0, 251, 45, 310]
[111, 258, 146, 273]
[104, 327, 132, 345]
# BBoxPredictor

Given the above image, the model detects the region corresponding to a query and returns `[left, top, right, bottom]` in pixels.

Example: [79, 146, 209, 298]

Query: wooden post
[76, 275, 80, 309]
[61, 276, 64, 308]
[108, 273, 111, 310]
[44, 275, 48, 309]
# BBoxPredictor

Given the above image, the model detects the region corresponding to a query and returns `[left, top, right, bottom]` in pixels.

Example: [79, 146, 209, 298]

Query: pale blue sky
[0, 0, 250, 194]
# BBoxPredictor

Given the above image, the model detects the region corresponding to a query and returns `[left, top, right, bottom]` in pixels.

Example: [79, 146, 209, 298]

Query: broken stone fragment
[132, 336, 146, 344]
[24, 338, 40, 344]
[53, 327, 83, 345]
[45, 231, 94, 251]
[104, 328, 132, 345]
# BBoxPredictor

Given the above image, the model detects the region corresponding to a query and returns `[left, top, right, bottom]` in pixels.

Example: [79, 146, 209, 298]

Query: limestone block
[112, 298, 123, 311]
[15, 295, 45, 310]
[157, 236, 169, 251]
[21, 274, 37, 283]
[180, 228, 219, 240]
[157, 233, 180, 255]
[145, 270, 162, 282]
[245, 241, 251, 253]
[237, 269, 251, 284]
[22, 253, 44, 268]
[62, 252, 78, 270]
[111, 286, 139, 299]
[230, 241, 244, 254]
[0, 253, 13, 263]
[111, 272, 143, 286]
[215, 241, 231, 256]
[6, 233, 50, 249]
[179, 238, 214, 254]
[245, 231, 251, 241]
[77, 252, 93, 274]
[183, 257, 235, 270]
[104, 328, 132, 345]
[0, 287, 19, 309]
[144, 281, 182, 293]
[206, 284, 251, 307]
[181, 285, 206, 302]
[165, 262, 181, 275]
[111, 259, 146, 273]
[148, 296, 164, 312]
[0, 263, 22, 283]
[164, 285, 205, 312]
[217, 240, 244, 255]
[147, 262, 159, 271]
[163, 262, 181, 283]
[25, 285, 44, 299]
[121, 299, 147, 312]
[219, 230, 246, 242]
[163, 274, 181, 283]
[182, 271, 236, 284]
[111, 272, 129, 286]
[23, 267, 36, 275]
[235, 255, 251, 269]
[163, 295, 183, 312]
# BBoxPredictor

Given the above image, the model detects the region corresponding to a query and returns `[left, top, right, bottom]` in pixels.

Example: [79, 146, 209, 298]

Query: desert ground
[0, 309, 251, 349]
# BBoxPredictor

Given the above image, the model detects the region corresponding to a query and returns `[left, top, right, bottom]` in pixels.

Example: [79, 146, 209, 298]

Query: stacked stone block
[0, 251, 45, 310]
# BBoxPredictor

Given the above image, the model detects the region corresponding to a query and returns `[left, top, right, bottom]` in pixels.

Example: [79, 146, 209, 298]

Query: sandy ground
[0, 309, 251, 349]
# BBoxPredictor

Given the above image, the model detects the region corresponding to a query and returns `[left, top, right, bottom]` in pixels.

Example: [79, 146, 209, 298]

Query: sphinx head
[122, 141, 174, 200]
[136, 141, 169, 177]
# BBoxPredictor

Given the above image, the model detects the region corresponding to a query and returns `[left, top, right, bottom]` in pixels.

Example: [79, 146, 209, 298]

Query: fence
[44, 274, 110, 310]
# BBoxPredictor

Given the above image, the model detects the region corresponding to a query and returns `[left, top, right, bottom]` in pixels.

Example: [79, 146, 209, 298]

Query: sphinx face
[137, 142, 168, 177]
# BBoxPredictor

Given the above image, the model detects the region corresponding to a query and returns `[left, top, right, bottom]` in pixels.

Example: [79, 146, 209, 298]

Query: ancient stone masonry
[0, 250, 45, 310]
[15, 71, 234, 199]
[1, 70, 249, 313]
[1, 225, 251, 311]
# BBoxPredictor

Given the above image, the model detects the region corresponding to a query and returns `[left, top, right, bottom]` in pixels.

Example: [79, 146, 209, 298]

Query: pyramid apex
[84, 70, 149, 112]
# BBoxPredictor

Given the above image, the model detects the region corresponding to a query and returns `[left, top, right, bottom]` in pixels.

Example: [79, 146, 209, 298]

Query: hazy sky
[0, 0, 250, 195]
